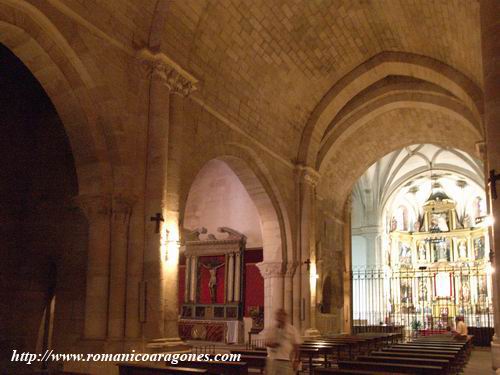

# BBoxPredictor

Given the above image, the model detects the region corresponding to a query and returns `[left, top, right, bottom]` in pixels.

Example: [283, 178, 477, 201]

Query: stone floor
[463, 347, 497, 375]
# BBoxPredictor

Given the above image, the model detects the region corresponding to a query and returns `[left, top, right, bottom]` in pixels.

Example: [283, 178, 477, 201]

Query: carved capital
[136, 48, 198, 96]
[256, 262, 284, 279]
[111, 194, 136, 223]
[295, 165, 321, 187]
[285, 262, 299, 277]
[74, 194, 111, 219]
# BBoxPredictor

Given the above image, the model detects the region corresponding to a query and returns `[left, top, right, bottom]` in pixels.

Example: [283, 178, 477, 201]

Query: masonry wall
[0, 44, 88, 371]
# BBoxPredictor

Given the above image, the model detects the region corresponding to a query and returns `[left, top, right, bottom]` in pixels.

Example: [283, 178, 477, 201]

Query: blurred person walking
[265, 309, 302, 374]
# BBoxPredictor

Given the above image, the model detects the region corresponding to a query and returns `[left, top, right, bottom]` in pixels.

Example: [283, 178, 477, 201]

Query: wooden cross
[150, 213, 164, 233]
[304, 258, 311, 271]
[489, 169, 500, 200]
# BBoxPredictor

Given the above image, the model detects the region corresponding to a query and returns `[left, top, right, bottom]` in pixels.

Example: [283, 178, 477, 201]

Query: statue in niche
[418, 280, 428, 302]
[435, 240, 450, 262]
[417, 241, 426, 261]
[201, 261, 225, 303]
[458, 240, 467, 259]
[430, 213, 449, 232]
[399, 243, 411, 264]
[400, 280, 412, 304]
[414, 219, 421, 232]
[390, 216, 397, 232]
[460, 280, 470, 304]
[474, 237, 485, 260]
[463, 214, 471, 229]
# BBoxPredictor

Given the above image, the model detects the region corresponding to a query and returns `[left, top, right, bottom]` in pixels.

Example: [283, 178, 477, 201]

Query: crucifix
[304, 258, 312, 271]
[489, 169, 500, 200]
[150, 213, 164, 233]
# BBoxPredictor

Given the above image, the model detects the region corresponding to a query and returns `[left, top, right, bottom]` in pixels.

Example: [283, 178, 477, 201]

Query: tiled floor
[464, 347, 497, 375]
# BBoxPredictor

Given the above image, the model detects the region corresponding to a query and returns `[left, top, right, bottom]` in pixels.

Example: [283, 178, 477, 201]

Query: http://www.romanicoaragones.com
[11, 350, 241, 365]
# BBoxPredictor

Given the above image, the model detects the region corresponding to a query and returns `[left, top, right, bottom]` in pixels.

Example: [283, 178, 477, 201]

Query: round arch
[317, 107, 482, 217]
[0, 2, 114, 194]
[298, 51, 483, 168]
[179, 142, 293, 265]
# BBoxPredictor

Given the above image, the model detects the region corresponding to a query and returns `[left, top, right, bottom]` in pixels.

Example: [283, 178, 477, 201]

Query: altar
[179, 227, 246, 343]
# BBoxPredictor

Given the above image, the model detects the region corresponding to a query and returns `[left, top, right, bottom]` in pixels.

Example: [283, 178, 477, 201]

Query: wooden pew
[378, 348, 462, 372]
[315, 368, 407, 375]
[177, 360, 249, 375]
[301, 343, 344, 366]
[371, 350, 455, 361]
[337, 360, 443, 374]
[230, 349, 267, 357]
[238, 355, 266, 373]
[118, 363, 208, 374]
[356, 355, 450, 373]
[300, 347, 321, 373]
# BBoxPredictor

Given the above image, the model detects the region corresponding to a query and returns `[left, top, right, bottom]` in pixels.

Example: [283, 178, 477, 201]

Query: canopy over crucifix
[181, 227, 247, 321]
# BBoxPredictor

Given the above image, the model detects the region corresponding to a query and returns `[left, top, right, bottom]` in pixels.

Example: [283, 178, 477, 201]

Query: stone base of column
[492, 336, 500, 370]
[146, 337, 191, 353]
[303, 328, 321, 338]
[75, 338, 107, 352]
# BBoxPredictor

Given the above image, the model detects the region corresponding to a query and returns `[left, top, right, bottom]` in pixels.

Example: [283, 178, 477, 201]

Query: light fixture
[162, 228, 182, 262]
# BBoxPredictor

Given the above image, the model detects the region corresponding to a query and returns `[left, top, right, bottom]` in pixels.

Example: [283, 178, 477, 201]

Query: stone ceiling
[159, 0, 482, 159]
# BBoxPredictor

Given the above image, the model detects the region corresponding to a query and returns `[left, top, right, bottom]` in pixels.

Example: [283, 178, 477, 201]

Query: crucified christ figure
[201, 262, 225, 303]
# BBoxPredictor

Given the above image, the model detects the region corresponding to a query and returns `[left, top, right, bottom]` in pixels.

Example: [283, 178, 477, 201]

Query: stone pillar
[480, 0, 500, 369]
[77, 195, 111, 340]
[108, 195, 134, 340]
[162, 85, 195, 341]
[141, 60, 172, 340]
[136, 49, 197, 345]
[296, 166, 321, 336]
[257, 262, 284, 329]
[343, 198, 353, 334]
[284, 262, 298, 323]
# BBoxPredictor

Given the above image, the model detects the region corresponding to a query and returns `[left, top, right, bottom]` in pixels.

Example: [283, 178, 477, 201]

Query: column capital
[136, 48, 198, 96]
[256, 262, 284, 279]
[111, 194, 137, 221]
[285, 262, 299, 277]
[295, 165, 321, 187]
[74, 194, 111, 219]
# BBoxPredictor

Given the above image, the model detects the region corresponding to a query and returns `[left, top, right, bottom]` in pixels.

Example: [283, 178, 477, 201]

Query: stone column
[136, 49, 197, 343]
[77, 195, 111, 340]
[296, 166, 321, 335]
[480, 0, 500, 369]
[284, 262, 298, 323]
[343, 198, 353, 334]
[108, 195, 135, 340]
[163, 84, 195, 340]
[139, 58, 172, 340]
[257, 262, 284, 329]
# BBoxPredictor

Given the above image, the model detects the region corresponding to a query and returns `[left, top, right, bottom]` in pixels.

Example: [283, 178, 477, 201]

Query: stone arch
[0, 1, 114, 194]
[317, 93, 482, 169]
[181, 143, 292, 265]
[298, 51, 483, 168]
[317, 107, 481, 218]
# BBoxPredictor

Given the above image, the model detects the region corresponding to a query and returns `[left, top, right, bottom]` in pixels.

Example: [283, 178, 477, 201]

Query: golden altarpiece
[384, 190, 493, 331]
